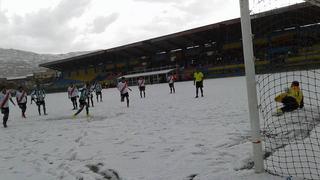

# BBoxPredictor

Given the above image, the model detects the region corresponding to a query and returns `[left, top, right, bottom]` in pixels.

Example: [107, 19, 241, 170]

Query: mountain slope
[0, 48, 90, 78]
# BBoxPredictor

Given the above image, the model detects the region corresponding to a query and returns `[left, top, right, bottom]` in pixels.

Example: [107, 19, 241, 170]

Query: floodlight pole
[239, 0, 264, 173]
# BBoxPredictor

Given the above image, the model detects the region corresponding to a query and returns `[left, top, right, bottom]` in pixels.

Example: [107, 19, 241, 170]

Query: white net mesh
[248, 0, 320, 179]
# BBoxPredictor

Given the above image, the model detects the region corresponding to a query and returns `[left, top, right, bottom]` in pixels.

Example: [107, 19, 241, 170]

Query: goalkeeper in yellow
[194, 68, 204, 98]
[274, 81, 304, 116]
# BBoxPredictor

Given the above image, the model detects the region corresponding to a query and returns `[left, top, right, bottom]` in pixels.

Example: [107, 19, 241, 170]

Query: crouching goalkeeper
[274, 81, 304, 116]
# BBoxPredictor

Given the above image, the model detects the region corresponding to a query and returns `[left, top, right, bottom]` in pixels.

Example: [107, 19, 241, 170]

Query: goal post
[239, 0, 320, 179]
[239, 0, 264, 173]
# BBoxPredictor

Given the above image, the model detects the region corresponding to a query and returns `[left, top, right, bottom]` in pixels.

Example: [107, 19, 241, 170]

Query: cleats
[272, 109, 284, 116]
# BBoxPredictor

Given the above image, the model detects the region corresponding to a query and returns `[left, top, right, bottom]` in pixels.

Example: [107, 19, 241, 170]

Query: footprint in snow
[86, 163, 120, 180]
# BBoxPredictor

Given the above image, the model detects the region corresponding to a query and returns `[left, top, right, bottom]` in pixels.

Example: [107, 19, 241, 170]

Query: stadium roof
[6, 76, 28, 80]
[40, 2, 320, 71]
[6, 74, 33, 81]
[119, 68, 175, 79]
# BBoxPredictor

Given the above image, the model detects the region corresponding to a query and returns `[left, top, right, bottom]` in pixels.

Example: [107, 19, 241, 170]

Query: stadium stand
[39, 2, 320, 90]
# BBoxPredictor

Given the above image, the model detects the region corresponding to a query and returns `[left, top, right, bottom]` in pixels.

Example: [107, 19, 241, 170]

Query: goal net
[247, 0, 320, 179]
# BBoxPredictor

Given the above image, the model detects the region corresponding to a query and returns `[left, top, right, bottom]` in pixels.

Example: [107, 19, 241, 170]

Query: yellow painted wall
[67, 68, 96, 82]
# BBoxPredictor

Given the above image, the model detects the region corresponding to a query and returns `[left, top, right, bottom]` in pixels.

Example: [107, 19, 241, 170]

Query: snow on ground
[257, 70, 320, 179]
[263, 108, 320, 179]
[0, 77, 284, 180]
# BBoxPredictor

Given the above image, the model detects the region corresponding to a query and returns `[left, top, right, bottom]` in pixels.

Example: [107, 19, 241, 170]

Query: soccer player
[31, 84, 47, 115]
[16, 86, 28, 118]
[117, 77, 131, 107]
[193, 68, 204, 98]
[167, 73, 176, 93]
[137, 76, 146, 98]
[274, 81, 304, 116]
[73, 85, 89, 117]
[95, 81, 103, 102]
[68, 83, 78, 110]
[87, 82, 94, 107]
[0, 86, 15, 128]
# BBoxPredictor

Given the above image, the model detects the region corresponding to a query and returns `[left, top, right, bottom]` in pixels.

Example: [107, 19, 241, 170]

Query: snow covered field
[0, 77, 285, 180]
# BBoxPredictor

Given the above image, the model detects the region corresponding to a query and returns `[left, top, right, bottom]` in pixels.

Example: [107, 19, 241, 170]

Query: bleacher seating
[51, 78, 82, 88]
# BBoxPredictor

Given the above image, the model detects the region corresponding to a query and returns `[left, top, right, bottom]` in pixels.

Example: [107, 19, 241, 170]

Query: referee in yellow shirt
[193, 68, 204, 98]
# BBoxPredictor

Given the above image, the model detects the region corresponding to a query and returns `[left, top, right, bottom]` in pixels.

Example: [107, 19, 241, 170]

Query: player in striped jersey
[0, 86, 15, 128]
[94, 81, 103, 102]
[87, 82, 94, 107]
[117, 77, 131, 107]
[137, 76, 146, 98]
[68, 83, 78, 110]
[167, 73, 176, 93]
[73, 85, 90, 117]
[16, 86, 28, 118]
[31, 84, 47, 116]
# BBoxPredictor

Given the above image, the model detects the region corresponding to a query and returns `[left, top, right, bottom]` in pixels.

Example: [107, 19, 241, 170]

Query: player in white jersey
[94, 81, 103, 102]
[16, 86, 28, 118]
[137, 76, 146, 98]
[117, 77, 131, 107]
[167, 73, 176, 93]
[0, 86, 15, 128]
[68, 83, 78, 110]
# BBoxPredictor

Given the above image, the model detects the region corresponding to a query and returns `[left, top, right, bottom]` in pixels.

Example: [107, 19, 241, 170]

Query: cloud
[20, 0, 90, 37]
[0, 0, 240, 54]
[132, 0, 235, 38]
[0, 0, 92, 53]
[0, 0, 8, 25]
[0, 11, 8, 24]
[91, 13, 119, 34]
[81, 0, 238, 53]
[173, 0, 236, 20]
[128, 0, 238, 36]
[132, 0, 186, 3]
[53, 0, 91, 23]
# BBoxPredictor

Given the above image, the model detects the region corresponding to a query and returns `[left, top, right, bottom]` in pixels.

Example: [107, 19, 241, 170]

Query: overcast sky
[0, 0, 303, 54]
